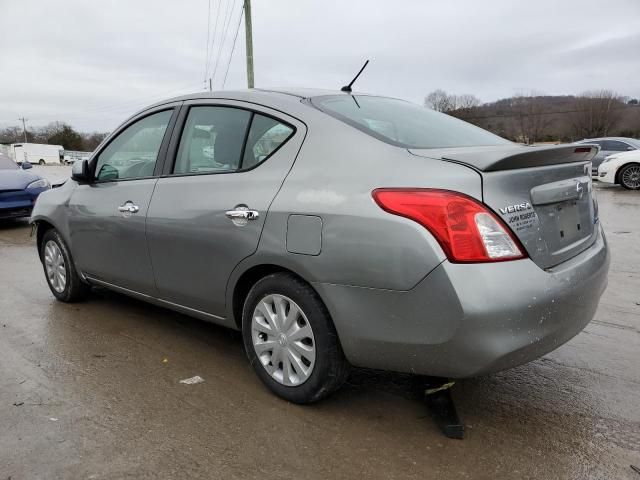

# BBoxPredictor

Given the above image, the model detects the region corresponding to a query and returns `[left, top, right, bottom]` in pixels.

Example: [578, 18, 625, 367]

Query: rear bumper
[315, 225, 609, 377]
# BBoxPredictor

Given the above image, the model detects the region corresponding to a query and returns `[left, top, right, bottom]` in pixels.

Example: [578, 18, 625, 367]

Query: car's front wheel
[242, 273, 349, 404]
[40, 229, 90, 302]
[619, 163, 640, 190]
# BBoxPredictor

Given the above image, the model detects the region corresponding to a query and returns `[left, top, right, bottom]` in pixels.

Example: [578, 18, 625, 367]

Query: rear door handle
[118, 202, 140, 214]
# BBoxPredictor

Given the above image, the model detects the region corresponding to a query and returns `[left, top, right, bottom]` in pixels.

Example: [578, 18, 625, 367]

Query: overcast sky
[1, 0, 639, 132]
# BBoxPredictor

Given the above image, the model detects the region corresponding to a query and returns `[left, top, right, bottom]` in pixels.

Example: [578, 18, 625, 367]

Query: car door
[145, 100, 305, 318]
[68, 106, 179, 294]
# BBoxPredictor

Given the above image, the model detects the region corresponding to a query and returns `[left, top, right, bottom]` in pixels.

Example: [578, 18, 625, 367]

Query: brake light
[372, 189, 526, 263]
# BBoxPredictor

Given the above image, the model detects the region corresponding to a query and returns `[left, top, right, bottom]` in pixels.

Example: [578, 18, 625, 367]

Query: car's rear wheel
[41, 229, 90, 302]
[38, 159, 45, 165]
[619, 164, 640, 190]
[242, 273, 349, 404]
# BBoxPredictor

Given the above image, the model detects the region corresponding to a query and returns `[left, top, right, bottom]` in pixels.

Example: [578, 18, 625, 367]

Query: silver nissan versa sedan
[31, 89, 610, 403]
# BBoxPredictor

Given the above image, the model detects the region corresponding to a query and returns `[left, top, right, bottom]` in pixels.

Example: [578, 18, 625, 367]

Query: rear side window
[602, 140, 632, 152]
[174, 106, 251, 174]
[173, 107, 294, 174]
[311, 95, 509, 149]
[242, 114, 294, 169]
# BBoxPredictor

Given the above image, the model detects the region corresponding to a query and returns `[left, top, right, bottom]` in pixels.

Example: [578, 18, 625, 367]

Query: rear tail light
[372, 189, 526, 263]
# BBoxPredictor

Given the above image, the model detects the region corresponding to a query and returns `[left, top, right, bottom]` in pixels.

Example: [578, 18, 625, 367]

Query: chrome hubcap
[44, 240, 66, 293]
[251, 294, 316, 386]
[622, 166, 640, 188]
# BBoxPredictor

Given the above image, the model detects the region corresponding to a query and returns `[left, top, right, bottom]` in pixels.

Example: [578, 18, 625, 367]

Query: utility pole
[19, 117, 28, 142]
[243, 0, 254, 88]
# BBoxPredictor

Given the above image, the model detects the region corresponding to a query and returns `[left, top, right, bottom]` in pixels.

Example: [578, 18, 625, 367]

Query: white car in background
[598, 150, 640, 190]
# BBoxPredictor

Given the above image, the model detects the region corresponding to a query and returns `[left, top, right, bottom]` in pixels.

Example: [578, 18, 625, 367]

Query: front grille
[0, 190, 30, 201]
[0, 206, 32, 219]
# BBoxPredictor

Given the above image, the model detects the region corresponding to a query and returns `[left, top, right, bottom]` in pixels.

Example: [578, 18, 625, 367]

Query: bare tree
[455, 94, 482, 110]
[425, 89, 456, 112]
[81, 132, 108, 151]
[571, 90, 625, 138]
[425, 90, 482, 120]
[510, 92, 553, 144]
[449, 94, 482, 120]
[0, 126, 25, 144]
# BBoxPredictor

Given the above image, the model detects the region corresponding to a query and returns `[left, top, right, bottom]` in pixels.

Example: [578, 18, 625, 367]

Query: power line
[206, 0, 226, 82]
[204, 0, 222, 81]
[211, 0, 238, 87]
[222, 5, 244, 89]
[203, 0, 211, 85]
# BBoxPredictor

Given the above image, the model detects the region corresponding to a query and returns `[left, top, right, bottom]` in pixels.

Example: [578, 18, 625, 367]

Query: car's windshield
[0, 154, 18, 170]
[310, 95, 510, 149]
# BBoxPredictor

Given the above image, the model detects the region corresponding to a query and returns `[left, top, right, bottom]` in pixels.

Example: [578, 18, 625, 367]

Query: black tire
[38, 159, 45, 165]
[40, 229, 90, 302]
[242, 273, 349, 404]
[618, 163, 640, 190]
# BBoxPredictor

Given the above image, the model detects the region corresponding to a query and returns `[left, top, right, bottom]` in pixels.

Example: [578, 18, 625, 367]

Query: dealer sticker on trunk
[500, 202, 538, 232]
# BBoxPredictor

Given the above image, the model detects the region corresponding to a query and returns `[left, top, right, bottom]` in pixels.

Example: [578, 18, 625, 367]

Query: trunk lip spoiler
[408, 144, 598, 172]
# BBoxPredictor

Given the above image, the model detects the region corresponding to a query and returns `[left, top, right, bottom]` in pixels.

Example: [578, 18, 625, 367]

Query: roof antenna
[341, 60, 369, 93]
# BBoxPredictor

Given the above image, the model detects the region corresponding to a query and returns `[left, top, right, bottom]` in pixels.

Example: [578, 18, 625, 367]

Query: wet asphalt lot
[1, 169, 639, 479]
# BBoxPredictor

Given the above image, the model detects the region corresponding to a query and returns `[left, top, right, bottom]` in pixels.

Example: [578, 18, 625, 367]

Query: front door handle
[118, 202, 140, 215]
[225, 209, 259, 221]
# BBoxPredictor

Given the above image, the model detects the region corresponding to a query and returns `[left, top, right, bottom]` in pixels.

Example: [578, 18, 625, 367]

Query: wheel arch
[34, 219, 57, 261]
[615, 161, 640, 185]
[228, 262, 323, 331]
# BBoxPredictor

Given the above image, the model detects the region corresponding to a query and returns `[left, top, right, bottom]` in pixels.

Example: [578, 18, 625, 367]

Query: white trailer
[11, 143, 64, 165]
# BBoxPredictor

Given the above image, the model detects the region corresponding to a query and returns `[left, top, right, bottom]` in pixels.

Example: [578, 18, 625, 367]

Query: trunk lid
[409, 145, 598, 269]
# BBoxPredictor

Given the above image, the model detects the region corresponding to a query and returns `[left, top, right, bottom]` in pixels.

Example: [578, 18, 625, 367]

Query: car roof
[580, 137, 640, 143]
[140, 87, 385, 115]
[145, 87, 353, 110]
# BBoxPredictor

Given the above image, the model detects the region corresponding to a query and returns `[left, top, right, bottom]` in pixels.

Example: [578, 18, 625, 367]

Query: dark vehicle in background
[0, 153, 51, 219]
[576, 137, 640, 176]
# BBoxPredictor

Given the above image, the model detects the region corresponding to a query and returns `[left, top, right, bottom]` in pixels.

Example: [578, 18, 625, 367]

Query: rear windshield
[310, 95, 510, 149]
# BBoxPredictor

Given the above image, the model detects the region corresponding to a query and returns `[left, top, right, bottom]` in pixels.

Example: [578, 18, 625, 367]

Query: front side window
[311, 95, 509, 149]
[174, 107, 251, 174]
[95, 109, 173, 181]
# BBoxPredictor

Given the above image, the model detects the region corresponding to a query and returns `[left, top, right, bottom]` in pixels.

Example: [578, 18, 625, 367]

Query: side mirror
[21, 161, 33, 170]
[96, 164, 119, 181]
[71, 159, 90, 182]
[627, 146, 634, 151]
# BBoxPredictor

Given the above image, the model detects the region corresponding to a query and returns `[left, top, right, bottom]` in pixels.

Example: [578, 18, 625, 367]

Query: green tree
[46, 123, 84, 150]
